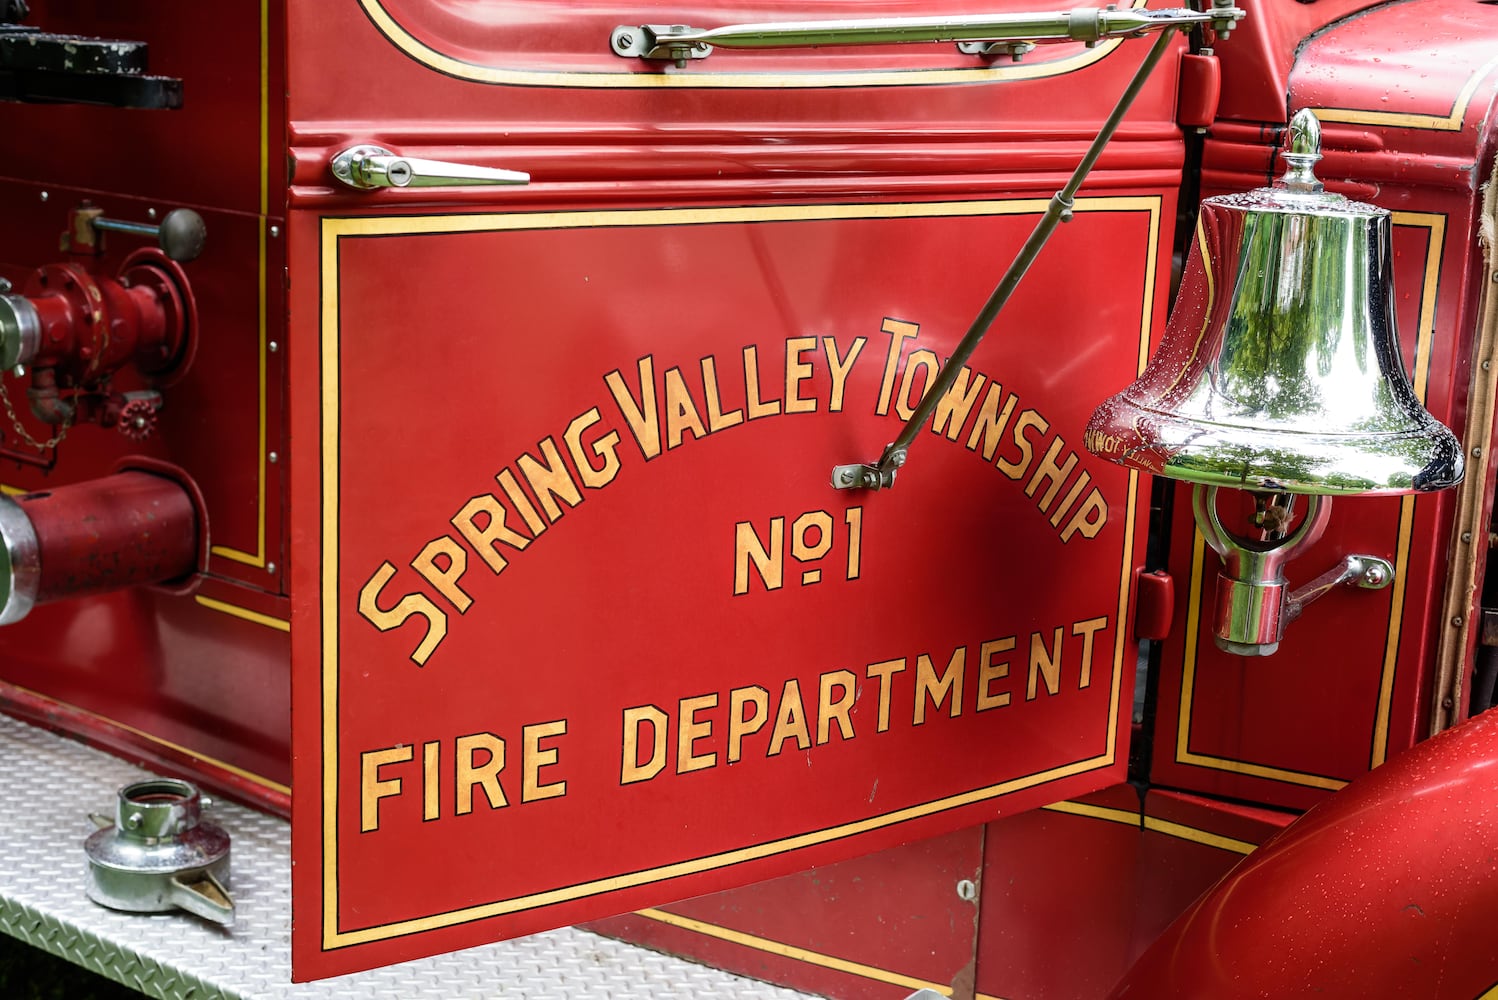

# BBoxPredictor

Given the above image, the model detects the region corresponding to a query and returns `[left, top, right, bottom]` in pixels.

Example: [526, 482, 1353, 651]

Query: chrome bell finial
[1279, 109, 1324, 195]
[1085, 109, 1463, 655]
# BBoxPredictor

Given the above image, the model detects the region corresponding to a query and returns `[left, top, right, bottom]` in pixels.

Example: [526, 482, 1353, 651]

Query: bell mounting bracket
[1193, 487, 1395, 657]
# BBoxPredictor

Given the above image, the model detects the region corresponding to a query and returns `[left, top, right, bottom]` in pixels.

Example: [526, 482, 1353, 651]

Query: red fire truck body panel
[283, 1, 1189, 971]
[0, 0, 1493, 994]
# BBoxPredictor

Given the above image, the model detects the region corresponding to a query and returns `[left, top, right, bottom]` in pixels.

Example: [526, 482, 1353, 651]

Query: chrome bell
[1086, 109, 1463, 655]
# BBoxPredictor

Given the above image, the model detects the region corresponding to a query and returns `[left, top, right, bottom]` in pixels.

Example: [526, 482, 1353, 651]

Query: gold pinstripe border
[627, 794, 1259, 998]
[1041, 799, 1257, 854]
[0, 681, 288, 796]
[635, 907, 1007, 1000]
[195, 594, 290, 632]
[318, 196, 1160, 950]
[1174, 213, 1446, 788]
[210, 0, 271, 569]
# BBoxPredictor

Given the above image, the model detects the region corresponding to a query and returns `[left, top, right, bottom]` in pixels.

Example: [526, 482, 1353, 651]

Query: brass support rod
[834, 25, 1183, 490]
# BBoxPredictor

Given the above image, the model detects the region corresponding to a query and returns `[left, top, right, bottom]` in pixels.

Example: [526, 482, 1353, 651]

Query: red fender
[1110, 710, 1498, 998]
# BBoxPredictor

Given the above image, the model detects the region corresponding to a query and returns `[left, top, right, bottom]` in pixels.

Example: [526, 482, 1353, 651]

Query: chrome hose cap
[84, 777, 235, 926]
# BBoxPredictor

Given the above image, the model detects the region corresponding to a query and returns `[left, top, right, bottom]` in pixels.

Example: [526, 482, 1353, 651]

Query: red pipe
[0, 471, 198, 622]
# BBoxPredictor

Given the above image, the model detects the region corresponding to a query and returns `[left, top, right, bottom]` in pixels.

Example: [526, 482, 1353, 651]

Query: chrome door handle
[331, 145, 530, 190]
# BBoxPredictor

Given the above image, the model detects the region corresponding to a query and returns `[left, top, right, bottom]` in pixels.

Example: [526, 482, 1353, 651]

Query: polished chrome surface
[1284, 553, 1394, 625]
[1190, 486, 1398, 656]
[612, 3, 1244, 61]
[0, 493, 39, 625]
[0, 292, 39, 368]
[84, 778, 235, 926]
[1194, 487, 1330, 656]
[331, 145, 530, 191]
[1086, 108, 1463, 496]
[1278, 111, 1323, 196]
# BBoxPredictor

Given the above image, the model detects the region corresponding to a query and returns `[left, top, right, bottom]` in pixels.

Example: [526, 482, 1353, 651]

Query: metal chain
[0, 376, 71, 452]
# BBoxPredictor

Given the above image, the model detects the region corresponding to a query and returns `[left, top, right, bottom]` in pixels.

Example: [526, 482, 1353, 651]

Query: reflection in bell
[1086, 113, 1462, 495]
[1086, 110, 1463, 656]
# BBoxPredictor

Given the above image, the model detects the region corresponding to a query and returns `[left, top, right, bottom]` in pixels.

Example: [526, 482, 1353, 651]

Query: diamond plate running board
[0, 712, 819, 999]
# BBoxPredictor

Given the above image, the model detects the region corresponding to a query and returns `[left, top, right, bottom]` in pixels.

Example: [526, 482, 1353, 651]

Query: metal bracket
[833, 443, 907, 491]
[832, 462, 897, 492]
[1191, 486, 1395, 656]
[955, 39, 1037, 61]
[1284, 554, 1394, 624]
[610, 26, 713, 67]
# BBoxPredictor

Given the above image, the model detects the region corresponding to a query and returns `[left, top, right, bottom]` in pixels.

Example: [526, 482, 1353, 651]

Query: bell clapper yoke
[1086, 109, 1464, 655]
[829, 0, 1246, 492]
[1193, 487, 1393, 656]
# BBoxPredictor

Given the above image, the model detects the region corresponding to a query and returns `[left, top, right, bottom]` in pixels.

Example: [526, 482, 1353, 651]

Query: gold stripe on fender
[1312, 54, 1498, 132]
[1, 681, 289, 796]
[633, 908, 991, 997]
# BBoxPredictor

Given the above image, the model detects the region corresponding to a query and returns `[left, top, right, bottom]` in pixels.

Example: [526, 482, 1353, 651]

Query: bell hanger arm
[832, 5, 1244, 491]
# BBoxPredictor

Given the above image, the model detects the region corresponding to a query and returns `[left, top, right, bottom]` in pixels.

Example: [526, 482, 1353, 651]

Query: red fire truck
[0, 0, 1494, 996]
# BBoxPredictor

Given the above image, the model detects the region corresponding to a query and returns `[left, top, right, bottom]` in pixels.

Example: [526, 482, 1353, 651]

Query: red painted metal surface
[1175, 52, 1220, 130]
[16, 471, 196, 606]
[592, 784, 1290, 999]
[585, 3, 1498, 993]
[288, 198, 1160, 978]
[1208, 0, 1379, 124]
[972, 785, 1288, 1000]
[0, 2, 290, 811]
[1133, 568, 1174, 640]
[0, 0, 1490, 991]
[590, 827, 986, 999]
[1111, 709, 1498, 999]
[283, 0, 1195, 977]
[22, 259, 179, 377]
[8, 244, 193, 439]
